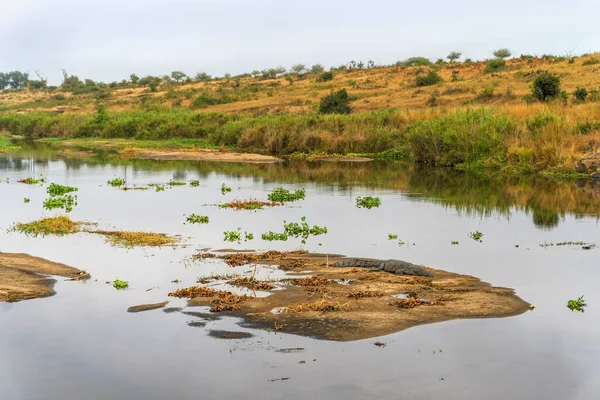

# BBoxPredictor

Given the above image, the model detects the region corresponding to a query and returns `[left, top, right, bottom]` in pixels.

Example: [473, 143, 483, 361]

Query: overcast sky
[1, 0, 599, 84]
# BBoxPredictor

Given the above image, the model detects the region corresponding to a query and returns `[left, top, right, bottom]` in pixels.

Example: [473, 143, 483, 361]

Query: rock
[576, 153, 600, 173]
[331, 258, 432, 277]
[591, 172, 600, 181]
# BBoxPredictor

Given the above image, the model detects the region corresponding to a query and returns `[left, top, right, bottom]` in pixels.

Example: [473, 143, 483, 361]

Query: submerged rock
[127, 301, 169, 313]
[208, 330, 254, 339]
[331, 258, 432, 277]
[576, 153, 600, 173]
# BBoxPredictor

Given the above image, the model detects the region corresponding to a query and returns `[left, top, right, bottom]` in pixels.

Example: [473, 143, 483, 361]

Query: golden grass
[92, 230, 178, 248]
[12, 215, 91, 237]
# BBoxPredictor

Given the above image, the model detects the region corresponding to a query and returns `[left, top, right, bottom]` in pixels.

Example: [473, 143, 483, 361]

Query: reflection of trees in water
[6, 144, 600, 230]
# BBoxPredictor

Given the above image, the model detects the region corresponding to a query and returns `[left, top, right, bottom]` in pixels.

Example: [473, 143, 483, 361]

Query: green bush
[316, 71, 334, 82]
[398, 57, 432, 67]
[484, 59, 506, 73]
[415, 71, 443, 87]
[573, 87, 588, 102]
[532, 74, 561, 101]
[318, 89, 352, 114]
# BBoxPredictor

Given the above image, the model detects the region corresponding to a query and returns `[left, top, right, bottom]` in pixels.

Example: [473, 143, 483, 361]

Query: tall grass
[1, 105, 599, 174]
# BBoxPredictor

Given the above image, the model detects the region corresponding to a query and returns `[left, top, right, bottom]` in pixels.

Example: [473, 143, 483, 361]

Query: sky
[1, 0, 599, 85]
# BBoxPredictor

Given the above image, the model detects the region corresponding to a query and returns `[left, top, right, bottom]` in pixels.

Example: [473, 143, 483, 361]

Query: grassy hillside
[1, 53, 600, 176]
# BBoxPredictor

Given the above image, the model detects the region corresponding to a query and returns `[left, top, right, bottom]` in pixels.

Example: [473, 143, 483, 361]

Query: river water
[1, 147, 599, 399]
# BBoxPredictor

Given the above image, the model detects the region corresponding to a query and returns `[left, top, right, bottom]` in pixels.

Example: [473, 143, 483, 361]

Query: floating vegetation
[262, 217, 327, 244]
[107, 177, 125, 187]
[223, 228, 254, 243]
[148, 183, 165, 192]
[12, 215, 90, 237]
[267, 187, 306, 202]
[23, 198, 30, 203]
[185, 214, 209, 224]
[168, 179, 186, 186]
[356, 196, 381, 209]
[540, 241, 595, 249]
[288, 276, 330, 287]
[189, 180, 200, 187]
[469, 231, 484, 242]
[219, 199, 281, 211]
[388, 234, 398, 240]
[113, 279, 129, 289]
[43, 194, 78, 213]
[348, 290, 385, 299]
[229, 277, 274, 291]
[47, 183, 78, 197]
[451, 241, 459, 245]
[92, 230, 179, 248]
[221, 183, 232, 195]
[567, 296, 587, 312]
[18, 175, 47, 185]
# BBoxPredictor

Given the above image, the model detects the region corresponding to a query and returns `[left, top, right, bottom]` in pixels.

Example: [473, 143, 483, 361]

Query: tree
[5, 71, 28, 89]
[170, 71, 186, 83]
[367, 60, 376, 69]
[399, 57, 432, 67]
[195, 72, 211, 81]
[493, 48, 512, 59]
[130, 74, 139, 84]
[319, 89, 352, 114]
[291, 64, 306, 74]
[224, 73, 231, 80]
[532, 73, 561, 101]
[251, 70, 261, 77]
[0, 73, 8, 89]
[447, 51, 462, 63]
[310, 64, 325, 74]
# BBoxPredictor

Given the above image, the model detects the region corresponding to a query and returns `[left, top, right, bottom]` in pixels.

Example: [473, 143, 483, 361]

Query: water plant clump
[12, 215, 90, 237]
[168, 179, 186, 186]
[148, 183, 165, 192]
[189, 180, 200, 187]
[267, 187, 306, 202]
[47, 183, 78, 197]
[223, 228, 254, 243]
[23, 198, 30, 203]
[356, 196, 381, 209]
[221, 183, 232, 195]
[43, 194, 78, 213]
[388, 233, 398, 240]
[92, 230, 179, 248]
[469, 231, 484, 242]
[567, 296, 587, 312]
[18, 175, 47, 185]
[113, 279, 129, 289]
[451, 241, 459, 245]
[219, 199, 281, 210]
[262, 217, 327, 244]
[185, 214, 209, 224]
[107, 177, 125, 187]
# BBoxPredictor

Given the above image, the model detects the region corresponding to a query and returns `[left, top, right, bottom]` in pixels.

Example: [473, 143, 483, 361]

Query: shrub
[316, 71, 334, 82]
[582, 58, 599, 66]
[415, 71, 443, 87]
[399, 57, 432, 67]
[493, 48, 512, 59]
[318, 89, 352, 114]
[573, 87, 588, 102]
[532, 74, 561, 101]
[484, 59, 506, 73]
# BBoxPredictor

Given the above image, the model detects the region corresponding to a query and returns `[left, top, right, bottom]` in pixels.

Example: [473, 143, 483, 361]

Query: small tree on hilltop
[291, 64, 306, 74]
[532, 73, 561, 101]
[171, 71, 187, 83]
[130, 74, 139, 84]
[447, 51, 462, 63]
[493, 48, 512, 59]
[310, 64, 325, 74]
[319, 89, 352, 114]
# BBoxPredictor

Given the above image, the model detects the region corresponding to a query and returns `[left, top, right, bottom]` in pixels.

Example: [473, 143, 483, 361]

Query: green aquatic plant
[223, 228, 253, 243]
[23, 198, 30, 203]
[356, 196, 381, 209]
[43, 194, 78, 213]
[18, 175, 47, 185]
[148, 183, 165, 192]
[113, 279, 129, 290]
[469, 231, 484, 242]
[185, 214, 209, 224]
[262, 231, 289, 241]
[168, 179, 186, 186]
[262, 217, 327, 244]
[451, 241, 459, 245]
[388, 233, 398, 240]
[189, 180, 200, 187]
[221, 183, 232, 195]
[107, 177, 126, 187]
[567, 296, 586, 312]
[267, 187, 306, 202]
[47, 183, 78, 197]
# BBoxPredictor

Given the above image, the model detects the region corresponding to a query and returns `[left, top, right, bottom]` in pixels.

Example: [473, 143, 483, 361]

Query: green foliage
[168, 179, 186, 186]
[221, 183, 232, 195]
[415, 71, 443, 87]
[191, 92, 237, 108]
[24, 198, 30, 203]
[185, 214, 209, 224]
[469, 231, 483, 242]
[310, 64, 325, 74]
[223, 228, 253, 243]
[484, 59, 506, 73]
[532, 74, 561, 101]
[130, 74, 139, 84]
[356, 196, 381, 209]
[148, 183, 165, 192]
[113, 279, 129, 289]
[262, 216, 327, 244]
[47, 183, 78, 197]
[573, 87, 588, 102]
[171, 71, 187, 83]
[107, 177, 125, 187]
[451, 241, 459, 245]
[43, 194, 78, 213]
[582, 58, 599, 66]
[388, 233, 398, 240]
[493, 48, 512, 59]
[567, 296, 586, 312]
[18, 175, 47, 185]
[0, 71, 29, 90]
[189, 179, 200, 187]
[267, 187, 306, 202]
[316, 71, 334, 82]
[398, 57, 432, 67]
[319, 89, 352, 114]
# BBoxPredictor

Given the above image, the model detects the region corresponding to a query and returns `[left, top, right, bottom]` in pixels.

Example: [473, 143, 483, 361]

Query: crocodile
[331, 258, 432, 277]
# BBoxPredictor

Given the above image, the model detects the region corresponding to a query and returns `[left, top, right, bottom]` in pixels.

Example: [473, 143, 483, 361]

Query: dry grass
[168, 285, 250, 312]
[286, 297, 354, 313]
[288, 276, 330, 287]
[92, 230, 178, 248]
[228, 276, 274, 291]
[393, 297, 430, 309]
[12, 215, 91, 237]
[347, 290, 385, 299]
[219, 199, 282, 210]
[219, 250, 306, 267]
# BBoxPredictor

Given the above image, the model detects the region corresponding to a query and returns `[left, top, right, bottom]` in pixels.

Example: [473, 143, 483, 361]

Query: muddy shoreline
[184, 252, 530, 341]
[0, 253, 89, 302]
